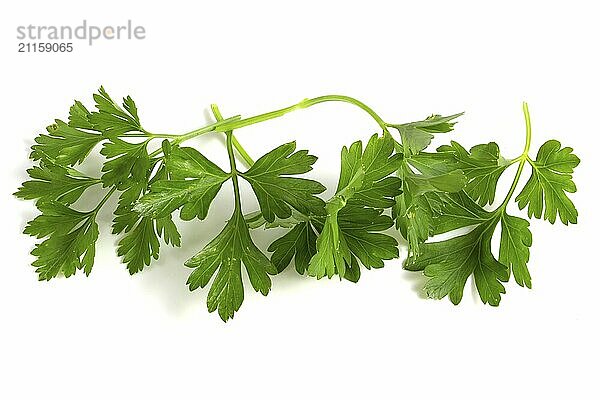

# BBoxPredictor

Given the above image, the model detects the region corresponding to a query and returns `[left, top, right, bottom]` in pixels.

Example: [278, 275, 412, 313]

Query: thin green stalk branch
[217, 95, 389, 134]
[145, 116, 242, 158]
[92, 186, 117, 215]
[496, 102, 533, 211]
[171, 115, 242, 146]
[211, 104, 254, 168]
[226, 131, 242, 211]
[212, 104, 243, 211]
[231, 135, 254, 167]
[145, 95, 385, 162]
[126, 132, 181, 139]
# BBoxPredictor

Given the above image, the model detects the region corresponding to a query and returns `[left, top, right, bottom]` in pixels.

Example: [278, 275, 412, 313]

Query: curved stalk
[496, 102, 533, 211]
[146, 95, 388, 163]
[211, 104, 254, 168]
[216, 95, 389, 134]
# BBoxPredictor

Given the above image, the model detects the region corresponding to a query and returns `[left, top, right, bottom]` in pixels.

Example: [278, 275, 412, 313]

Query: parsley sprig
[404, 104, 579, 303]
[15, 88, 579, 321]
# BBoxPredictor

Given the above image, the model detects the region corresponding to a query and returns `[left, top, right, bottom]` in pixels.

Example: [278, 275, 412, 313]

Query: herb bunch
[15, 88, 579, 321]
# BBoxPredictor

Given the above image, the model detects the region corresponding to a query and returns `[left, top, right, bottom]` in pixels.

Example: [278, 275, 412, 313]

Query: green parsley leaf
[394, 151, 466, 258]
[15, 161, 100, 205]
[437, 141, 508, 206]
[394, 191, 452, 260]
[100, 138, 151, 188]
[388, 114, 466, 260]
[411, 223, 508, 306]
[390, 113, 463, 156]
[516, 140, 580, 225]
[405, 152, 467, 193]
[155, 215, 182, 247]
[89, 86, 142, 136]
[24, 202, 99, 280]
[240, 141, 326, 222]
[342, 255, 362, 283]
[405, 193, 509, 306]
[134, 146, 229, 220]
[101, 136, 180, 274]
[113, 196, 181, 274]
[430, 191, 493, 234]
[111, 166, 181, 274]
[268, 220, 318, 274]
[113, 210, 160, 274]
[31, 119, 103, 166]
[499, 213, 532, 288]
[405, 190, 537, 305]
[113, 179, 181, 274]
[307, 134, 401, 279]
[335, 133, 403, 209]
[68, 100, 96, 130]
[306, 201, 350, 279]
[185, 208, 276, 321]
[336, 206, 398, 270]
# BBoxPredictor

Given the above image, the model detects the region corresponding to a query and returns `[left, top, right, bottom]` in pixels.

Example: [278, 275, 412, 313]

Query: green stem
[146, 116, 241, 158]
[148, 148, 162, 158]
[92, 186, 117, 214]
[226, 131, 242, 211]
[214, 106, 242, 211]
[124, 132, 181, 139]
[496, 102, 533, 211]
[171, 115, 242, 146]
[211, 104, 254, 167]
[231, 135, 254, 167]
[147, 95, 387, 159]
[307, 95, 388, 133]
[217, 95, 389, 134]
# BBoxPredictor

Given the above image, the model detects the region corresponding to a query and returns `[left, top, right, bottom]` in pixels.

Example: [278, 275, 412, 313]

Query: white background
[1, 1, 598, 398]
